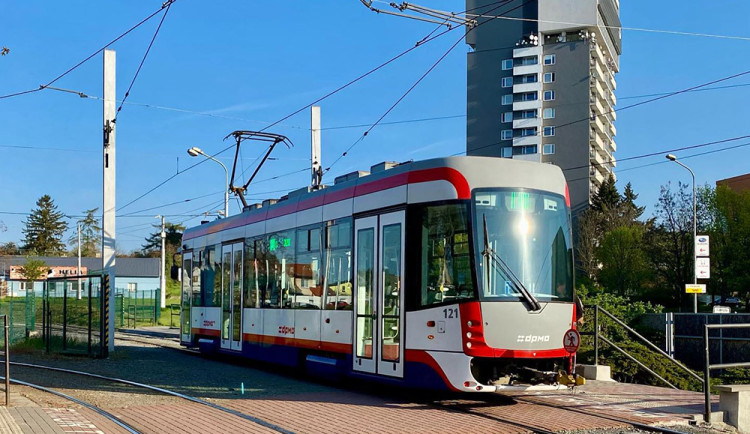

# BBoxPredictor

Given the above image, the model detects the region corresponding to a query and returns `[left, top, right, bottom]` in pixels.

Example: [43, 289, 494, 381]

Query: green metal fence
[43, 275, 108, 357]
[0, 294, 34, 345]
[115, 288, 161, 328]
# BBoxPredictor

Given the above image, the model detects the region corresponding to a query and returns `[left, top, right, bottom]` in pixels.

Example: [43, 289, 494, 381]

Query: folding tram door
[180, 252, 192, 345]
[221, 242, 243, 351]
[353, 211, 405, 378]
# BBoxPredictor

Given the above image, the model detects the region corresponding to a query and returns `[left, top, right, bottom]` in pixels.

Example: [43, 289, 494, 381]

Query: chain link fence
[115, 288, 161, 328]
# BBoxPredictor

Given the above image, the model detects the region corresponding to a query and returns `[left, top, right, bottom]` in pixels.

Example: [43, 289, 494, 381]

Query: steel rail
[0, 375, 140, 433]
[430, 401, 556, 434]
[11, 362, 293, 434]
[513, 396, 690, 434]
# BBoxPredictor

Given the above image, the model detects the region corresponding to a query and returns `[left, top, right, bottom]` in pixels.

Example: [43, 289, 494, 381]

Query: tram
[178, 156, 578, 392]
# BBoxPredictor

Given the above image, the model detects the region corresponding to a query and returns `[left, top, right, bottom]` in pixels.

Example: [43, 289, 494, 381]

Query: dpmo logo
[517, 335, 550, 343]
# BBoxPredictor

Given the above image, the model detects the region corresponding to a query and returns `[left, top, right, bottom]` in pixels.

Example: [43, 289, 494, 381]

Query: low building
[717, 173, 750, 192]
[0, 256, 160, 297]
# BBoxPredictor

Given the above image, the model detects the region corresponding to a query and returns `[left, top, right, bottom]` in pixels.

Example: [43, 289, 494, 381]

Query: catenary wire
[0, 1, 175, 100]
[114, 0, 174, 121]
[324, 0, 533, 174]
[116, 12, 461, 212]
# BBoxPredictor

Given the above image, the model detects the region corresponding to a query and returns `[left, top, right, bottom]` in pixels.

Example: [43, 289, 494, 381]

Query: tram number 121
[443, 307, 458, 319]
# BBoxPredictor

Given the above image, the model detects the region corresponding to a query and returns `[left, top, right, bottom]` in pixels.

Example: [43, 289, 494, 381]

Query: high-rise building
[466, 0, 621, 214]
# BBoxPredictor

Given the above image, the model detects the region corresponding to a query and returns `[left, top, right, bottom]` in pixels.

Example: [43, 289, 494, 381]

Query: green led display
[510, 192, 531, 210]
[269, 237, 291, 252]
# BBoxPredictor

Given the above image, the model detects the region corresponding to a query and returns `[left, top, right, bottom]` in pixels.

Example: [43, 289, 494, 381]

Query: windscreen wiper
[482, 214, 542, 312]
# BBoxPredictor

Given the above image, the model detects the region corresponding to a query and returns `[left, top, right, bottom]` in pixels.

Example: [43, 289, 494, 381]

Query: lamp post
[187, 147, 229, 218]
[666, 154, 697, 313]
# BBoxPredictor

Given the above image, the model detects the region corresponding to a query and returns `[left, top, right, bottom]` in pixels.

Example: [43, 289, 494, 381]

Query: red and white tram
[178, 156, 577, 392]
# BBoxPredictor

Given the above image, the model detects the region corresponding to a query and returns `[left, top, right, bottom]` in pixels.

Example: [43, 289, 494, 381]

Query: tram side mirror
[170, 265, 181, 281]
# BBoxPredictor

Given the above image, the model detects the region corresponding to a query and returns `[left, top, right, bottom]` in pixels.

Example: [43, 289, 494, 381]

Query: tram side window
[324, 218, 353, 310]
[200, 245, 220, 307]
[293, 226, 323, 309]
[191, 250, 203, 307]
[266, 232, 294, 308]
[418, 204, 475, 307]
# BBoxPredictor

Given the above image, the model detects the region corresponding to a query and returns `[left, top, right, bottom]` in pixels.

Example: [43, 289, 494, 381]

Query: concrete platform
[501, 380, 720, 428]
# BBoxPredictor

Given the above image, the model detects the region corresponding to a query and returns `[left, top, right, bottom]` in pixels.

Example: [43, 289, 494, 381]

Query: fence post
[703, 323, 711, 424]
[62, 281, 68, 351]
[4, 314, 9, 406]
[594, 305, 599, 365]
[88, 279, 92, 356]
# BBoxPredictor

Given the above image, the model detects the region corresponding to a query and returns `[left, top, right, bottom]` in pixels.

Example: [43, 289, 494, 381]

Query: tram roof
[183, 156, 566, 240]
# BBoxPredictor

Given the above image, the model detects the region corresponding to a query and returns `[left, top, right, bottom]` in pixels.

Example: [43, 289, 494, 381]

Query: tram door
[353, 211, 405, 378]
[180, 253, 192, 345]
[221, 242, 243, 351]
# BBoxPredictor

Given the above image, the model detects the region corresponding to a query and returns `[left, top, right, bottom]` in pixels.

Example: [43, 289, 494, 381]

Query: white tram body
[179, 156, 577, 392]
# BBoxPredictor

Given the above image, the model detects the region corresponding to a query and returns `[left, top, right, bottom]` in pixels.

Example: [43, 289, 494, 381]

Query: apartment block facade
[466, 0, 621, 214]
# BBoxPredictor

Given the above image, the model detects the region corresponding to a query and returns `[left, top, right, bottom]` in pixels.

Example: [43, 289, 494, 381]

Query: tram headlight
[466, 342, 472, 348]
[466, 332, 472, 338]
[467, 321, 473, 327]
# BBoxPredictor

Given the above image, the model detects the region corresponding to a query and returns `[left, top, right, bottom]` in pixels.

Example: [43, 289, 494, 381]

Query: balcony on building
[589, 148, 606, 166]
[513, 46, 541, 59]
[514, 152, 542, 163]
[590, 166, 606, 185]
[512, 135, 539, 148]
[513, 117, 541, 130]
[513, 99, 540, 112]
[513, 63, 540, 76]
[513, 81, 542, 94]
[590, 130, 606, 152]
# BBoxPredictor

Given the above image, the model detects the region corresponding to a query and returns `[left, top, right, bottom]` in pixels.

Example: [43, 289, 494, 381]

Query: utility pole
[311, 105, 322, 189]
[159, 215, 166, 309]
[103, 49, 116, 353]
[77, 222, 82, 300]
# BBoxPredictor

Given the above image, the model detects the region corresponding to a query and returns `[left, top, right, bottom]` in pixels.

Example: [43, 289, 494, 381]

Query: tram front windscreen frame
[472, 188, 574, 303]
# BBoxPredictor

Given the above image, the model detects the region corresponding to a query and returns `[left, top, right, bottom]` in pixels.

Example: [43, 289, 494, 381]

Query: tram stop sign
[563, 329, 580, 353]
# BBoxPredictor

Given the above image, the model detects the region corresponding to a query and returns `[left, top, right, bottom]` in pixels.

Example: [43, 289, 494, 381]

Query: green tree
[0, 242, 20, 255]
[22, 195, 68, 255]
[597, 225, 651, 298]
[68, 208, 101, 257]
[141, 222, 185, 280]
[590, 174, 619, 213]
[646, 182, 695, 308]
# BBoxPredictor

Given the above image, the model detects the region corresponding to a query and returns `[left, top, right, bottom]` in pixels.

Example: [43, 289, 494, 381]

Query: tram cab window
[293, 226, 323, 309]
[416, 204, 475, 307]
[191, 250, 203, 307]
[244, 238, 266, 308]
[324, 218, 353, 310]
[266, 232, 294, 308]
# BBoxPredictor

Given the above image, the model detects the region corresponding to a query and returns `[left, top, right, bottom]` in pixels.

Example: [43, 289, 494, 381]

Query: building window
[521, 92, 537, 101]
[513, 145, 538, 155]
[501, 147, 512, 158]
[543, 90, 555, 101]
[543, 72, 556, 83]
[543, 126, 556, 137]
[520, 56, 538, 66]
[127, 282, 137, 293]
[521, 74, 538, 84]
[501, 130, 513, 140]
[543, 108, 555, 119]
[501, 94, 513, 105]
[521, 128, 536, 137]
[543, 54, 556, 65]
[501, 112, 513, 123]
[543, 144, 556, 155]
[522, 110, 537, 119]
[502, 59, 513, 70]
[501, 77, 513, 88]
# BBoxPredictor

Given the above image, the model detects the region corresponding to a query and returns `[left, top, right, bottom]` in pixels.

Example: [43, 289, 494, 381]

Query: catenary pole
[103, 49, 116, 353]
[160, 215, 166, 309]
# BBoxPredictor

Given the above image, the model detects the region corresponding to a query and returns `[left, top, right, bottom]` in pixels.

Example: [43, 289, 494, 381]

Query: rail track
[111, 330, 689, 433]
[9, 361, 292, 434]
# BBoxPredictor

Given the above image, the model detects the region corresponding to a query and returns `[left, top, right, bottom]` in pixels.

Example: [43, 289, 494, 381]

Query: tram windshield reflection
[473, 189, 573, 302]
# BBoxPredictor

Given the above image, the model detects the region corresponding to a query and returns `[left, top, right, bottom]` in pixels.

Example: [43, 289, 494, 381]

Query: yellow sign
[685, 284, 706, 294]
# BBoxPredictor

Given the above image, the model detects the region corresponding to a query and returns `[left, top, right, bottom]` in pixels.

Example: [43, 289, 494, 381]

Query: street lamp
[187, 147, 229, 218]
[666, 154, 698, 313]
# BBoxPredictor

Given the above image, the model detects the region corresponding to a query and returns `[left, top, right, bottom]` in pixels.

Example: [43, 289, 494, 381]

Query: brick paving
[6, 332, 726, 433]
[503, 381, 718, 427]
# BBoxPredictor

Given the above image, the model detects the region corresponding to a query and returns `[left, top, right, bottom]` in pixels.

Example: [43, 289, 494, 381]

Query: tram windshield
[473, 189, 573, 302]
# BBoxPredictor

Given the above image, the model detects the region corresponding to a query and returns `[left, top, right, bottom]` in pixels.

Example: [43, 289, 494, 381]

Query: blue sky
[2, 0, 750, 252]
